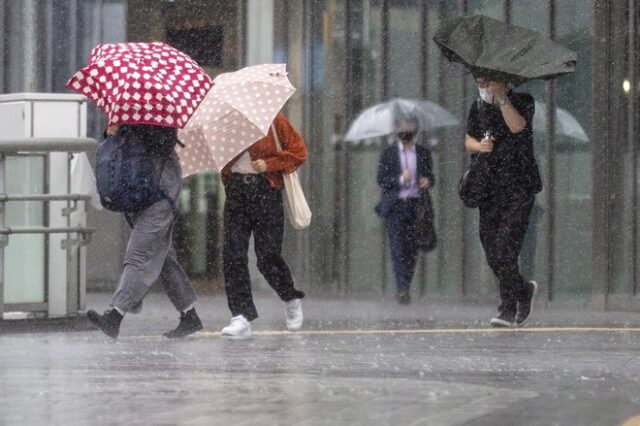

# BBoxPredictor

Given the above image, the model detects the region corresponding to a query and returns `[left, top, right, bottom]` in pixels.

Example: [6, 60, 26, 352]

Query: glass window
[468, 0, 503, 19]
[602, 0, 638, 297]
[511, 1, 549, 292]
[554, 0, 593, 299]
[387, 0, 420, 98]
[4, 157, 46, 304]
[348, 1, 388, 295]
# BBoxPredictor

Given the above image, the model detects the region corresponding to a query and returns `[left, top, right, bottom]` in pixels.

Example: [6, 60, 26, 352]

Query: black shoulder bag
[458, 99, 493, 208]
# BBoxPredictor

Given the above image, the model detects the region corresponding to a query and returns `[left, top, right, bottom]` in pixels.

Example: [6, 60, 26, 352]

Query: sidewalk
[2, 291, 639, 335]
[2, 291, 640, 425]
[84, 290, 640, 336]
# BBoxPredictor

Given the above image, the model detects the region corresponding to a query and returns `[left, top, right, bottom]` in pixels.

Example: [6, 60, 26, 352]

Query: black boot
[515, 281, 538, 326]
[87, 308, 123, 338]
[163, 308, 203, 338]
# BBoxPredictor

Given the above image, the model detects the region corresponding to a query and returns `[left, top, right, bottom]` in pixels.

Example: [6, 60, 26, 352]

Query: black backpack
[95, 125, 177, 212]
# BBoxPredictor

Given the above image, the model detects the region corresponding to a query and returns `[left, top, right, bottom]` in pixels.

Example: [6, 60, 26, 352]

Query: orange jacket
[221, 113, 308, 189]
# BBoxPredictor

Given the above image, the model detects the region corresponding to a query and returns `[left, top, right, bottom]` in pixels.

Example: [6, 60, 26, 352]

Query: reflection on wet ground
[1, 293, 640, 425]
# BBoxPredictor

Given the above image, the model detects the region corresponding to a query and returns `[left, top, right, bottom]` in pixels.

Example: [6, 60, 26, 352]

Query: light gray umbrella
[533, 101, 588, 142]
[344, 98, 459, 142]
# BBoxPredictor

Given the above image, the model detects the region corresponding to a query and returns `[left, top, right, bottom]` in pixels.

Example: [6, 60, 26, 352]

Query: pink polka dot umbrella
[65, 42, 213, 128]
[177, 63, 296, 177]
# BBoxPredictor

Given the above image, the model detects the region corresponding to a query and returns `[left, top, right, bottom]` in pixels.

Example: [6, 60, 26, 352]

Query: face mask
[398, 131, 416, 142]
[478, 87, 494, 104]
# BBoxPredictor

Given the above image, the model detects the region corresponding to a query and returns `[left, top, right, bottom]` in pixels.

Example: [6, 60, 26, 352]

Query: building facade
[1, 0, 638, 310]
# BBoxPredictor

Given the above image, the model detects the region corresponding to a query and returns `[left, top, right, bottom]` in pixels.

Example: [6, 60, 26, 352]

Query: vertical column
[0, 155, 5, 319]
[245, 0, 274, 65]
[0, 0, 5, 93]
[629, 0, 638, 295]
[458, 0, 469, 298]
[436, 0, 465, 297]
[420, 0, 429, 101]
[591, 0, 612, 308]
[23, 0, 38, 91]
[504, 0, 512, 24]
[544, 0, 557, 302]
[343, 0, 364, 295]
[381, 0, 389, 100]
[418, 0, 430, 297]
[379, 0, 389, 294]
[41, 0, 54, 92]
[299, 0, 324, 288]
[237, 0, 248, 66]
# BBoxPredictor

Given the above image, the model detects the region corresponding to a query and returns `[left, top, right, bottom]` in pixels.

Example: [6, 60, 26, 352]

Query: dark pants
[385, 198, 419, 292]
[479, 194, 535, 314]
[223, 173, 305, 321]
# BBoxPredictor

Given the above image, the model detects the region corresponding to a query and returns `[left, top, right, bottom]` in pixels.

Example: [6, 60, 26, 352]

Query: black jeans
[385, 198, 419, 292]
[479, 194, 534, 314]
[223, 174, 305, 321]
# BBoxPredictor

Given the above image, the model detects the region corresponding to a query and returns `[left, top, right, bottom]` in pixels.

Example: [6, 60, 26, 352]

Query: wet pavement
[1, 292, 640, 425]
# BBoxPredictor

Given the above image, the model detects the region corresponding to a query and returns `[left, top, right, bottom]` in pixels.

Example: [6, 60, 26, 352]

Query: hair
[392, 103, 419, 131]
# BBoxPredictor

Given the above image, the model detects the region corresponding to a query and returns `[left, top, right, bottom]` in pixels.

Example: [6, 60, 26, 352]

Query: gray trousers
[111, 199, 197, 314]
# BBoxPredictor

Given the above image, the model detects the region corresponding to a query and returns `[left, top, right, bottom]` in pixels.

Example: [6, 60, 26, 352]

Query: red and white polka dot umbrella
[177, 63, 296, 176]
[66, 42, 213, 128]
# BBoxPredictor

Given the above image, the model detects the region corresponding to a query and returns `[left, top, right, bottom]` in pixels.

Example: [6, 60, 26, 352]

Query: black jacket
[375, 142, 435, 218]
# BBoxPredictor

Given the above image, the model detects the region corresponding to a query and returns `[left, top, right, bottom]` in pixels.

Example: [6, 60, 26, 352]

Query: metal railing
[0, 137, 97, 319]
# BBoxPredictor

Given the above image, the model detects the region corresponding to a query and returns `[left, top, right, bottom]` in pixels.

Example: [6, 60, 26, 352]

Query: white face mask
[478, 87, 494, 104]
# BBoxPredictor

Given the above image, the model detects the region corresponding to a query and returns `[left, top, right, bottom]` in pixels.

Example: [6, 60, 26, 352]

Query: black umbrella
[433, 15, 577, 85]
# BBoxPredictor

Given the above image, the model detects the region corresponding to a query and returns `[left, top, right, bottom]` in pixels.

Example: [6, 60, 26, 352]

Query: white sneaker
[285, 299, 303, 331]
[221, 315, 252, 338]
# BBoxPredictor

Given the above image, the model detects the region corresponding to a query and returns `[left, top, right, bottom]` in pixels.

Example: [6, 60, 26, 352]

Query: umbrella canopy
[433, 15, 577, 85]
[178, 63, 296, 177]
[66, 42, 213, 128]
[344, 98, 459, 142]
[533, 101, 588, 142]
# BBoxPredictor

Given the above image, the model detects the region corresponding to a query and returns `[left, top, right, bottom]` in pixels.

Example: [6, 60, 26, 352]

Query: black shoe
[515, 280, 538, 326]
[87, 308, 123, 338]
[490, 310, 515, 328]
[397, 290, 411, 305]
[163, 308, 203, 338]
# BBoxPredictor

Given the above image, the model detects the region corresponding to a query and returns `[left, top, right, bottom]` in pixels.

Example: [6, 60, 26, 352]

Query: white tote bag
[271, 125, 312, 229]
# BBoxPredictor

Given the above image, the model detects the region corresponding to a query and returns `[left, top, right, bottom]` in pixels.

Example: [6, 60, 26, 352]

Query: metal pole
[0, 138, 97, 153]
[545, 0, 557, 302]
[344, 0, 364, 296]
[381, 0, 389, 100]
[22, 0, 38, 91]
[0, 0, 5, 94]
[591, 0, 612, 308]
[300, 0, 322, 290]
[629, 0, 638, 295]
[419, 0, 430, 298]
[44, 0, 54, 92]
[0, 194, 91, 202]
[0, 154, 5, 319]
[65, 152, 74, 314]
[0, 227, 95, 235]
[333, 137, 344, 293]
[504, 0, 512, 25]
[380, 0, 389, 295]
[458, 0, 469, 298]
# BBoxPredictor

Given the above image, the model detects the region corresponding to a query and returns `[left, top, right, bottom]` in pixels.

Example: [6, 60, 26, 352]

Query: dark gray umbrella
[433, 15, 577, 85]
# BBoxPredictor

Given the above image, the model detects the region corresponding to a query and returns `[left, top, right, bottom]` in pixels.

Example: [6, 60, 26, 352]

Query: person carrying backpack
[87, 124, 202, 339]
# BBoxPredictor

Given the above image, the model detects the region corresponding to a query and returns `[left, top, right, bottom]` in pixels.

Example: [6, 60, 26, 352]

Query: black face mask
[398, 132, 416, 142]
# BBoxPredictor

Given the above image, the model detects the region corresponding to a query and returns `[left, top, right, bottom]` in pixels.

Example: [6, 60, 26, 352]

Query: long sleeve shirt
[221, 113, 308, 189]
